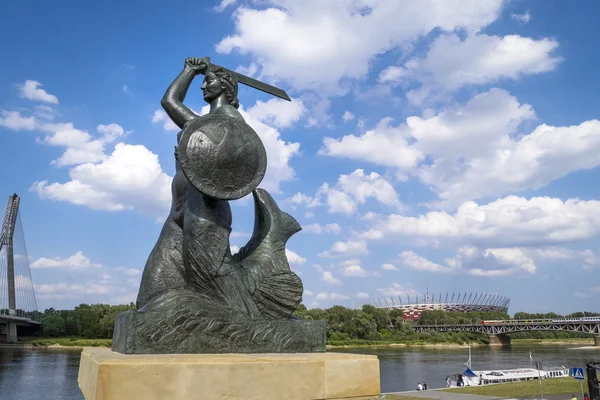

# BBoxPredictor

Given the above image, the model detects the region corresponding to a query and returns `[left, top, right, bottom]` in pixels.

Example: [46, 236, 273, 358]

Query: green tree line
[39, 303, 136, 338]
[35, 303, 599, 345]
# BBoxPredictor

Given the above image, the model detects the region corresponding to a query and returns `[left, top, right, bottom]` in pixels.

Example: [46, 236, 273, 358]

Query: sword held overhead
[192, 56, 291, 102]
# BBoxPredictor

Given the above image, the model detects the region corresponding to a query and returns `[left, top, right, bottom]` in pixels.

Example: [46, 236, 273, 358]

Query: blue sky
[1, 0, 599, 314]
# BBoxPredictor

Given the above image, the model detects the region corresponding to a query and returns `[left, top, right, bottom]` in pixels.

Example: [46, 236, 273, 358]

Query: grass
[448, 377, 589, 397]
[20, 337, 112, 347]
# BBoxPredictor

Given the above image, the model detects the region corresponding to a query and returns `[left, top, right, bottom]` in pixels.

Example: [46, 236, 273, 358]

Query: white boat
[452, 345, 568, 387]
[460, 367, 569, 386]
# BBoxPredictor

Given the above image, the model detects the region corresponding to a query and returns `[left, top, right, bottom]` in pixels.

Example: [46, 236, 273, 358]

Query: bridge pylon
[489, 334, 511, 346]
[0, 194, 40, 342]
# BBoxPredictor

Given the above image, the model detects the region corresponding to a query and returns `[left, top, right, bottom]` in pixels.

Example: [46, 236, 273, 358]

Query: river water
[0, 344, 597, 399]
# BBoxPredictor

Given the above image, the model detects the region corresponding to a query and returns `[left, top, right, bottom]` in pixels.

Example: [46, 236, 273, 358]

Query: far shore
[328, 338, 595, 349]
[1, 337, 594, 351]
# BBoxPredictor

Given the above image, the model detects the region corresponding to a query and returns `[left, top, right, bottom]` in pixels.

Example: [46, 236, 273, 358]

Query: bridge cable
[17, 211, 37, 318]
[14, 211, 28, 317]
[0, 246, 7, 315]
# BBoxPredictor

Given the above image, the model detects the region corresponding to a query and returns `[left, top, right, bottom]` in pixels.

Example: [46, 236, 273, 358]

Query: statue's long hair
[209, 65, 240, 109]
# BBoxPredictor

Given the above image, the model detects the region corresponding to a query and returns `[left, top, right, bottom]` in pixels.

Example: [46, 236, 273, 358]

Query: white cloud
[321, 118, 423, 171]
[382, 33, 560, 104]
[32, 142, 172, 219]
[376, 283, 418, 298]
[303, 223, 341, 235]
[34, 105, 58, 121]
[39, 123, 107, 167]
[316, 292, 349, 300]
[230, 245, 240, 254]
[399, 251, 456, 273]
[342, 111, 355, 122]
[304, 289, 314, 297]
[0, 110, 38, 131]
[300, 169, 402, 215]
[30, 251, 101, 270]
[394, 247, 537, 277]
[116, 267, 142, 276]
[216, 0, 504, 94]
[151, 109, 180, 132]
[574, 292, 588, 299]
[324, 89, 600, 208]
[245, 98, 306, 128]
[289, 192, 321, 208]
[321, 271, 341, 285]
[319, 240, 368, 258]
[362, 195, 600, 249]
[423, 118, 600, 208]
[448, 247, 537, 276]
[35, 274, 128, 302]
[214, 0, 236, 12]
[286, 249, 307, 265]
[530, 247, 597, 270]
[230, 231, 250, 239]
[17, 80, 59, 104]
[511, 11, 532, 23]
[356, 292, 370, 299]
[341, 263, 373, 277]
[0, 106, 133, 169]
[381, 263, 398, 271]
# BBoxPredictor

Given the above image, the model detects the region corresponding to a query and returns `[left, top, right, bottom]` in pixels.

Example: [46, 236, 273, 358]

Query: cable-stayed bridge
[0, 194, 40, 342]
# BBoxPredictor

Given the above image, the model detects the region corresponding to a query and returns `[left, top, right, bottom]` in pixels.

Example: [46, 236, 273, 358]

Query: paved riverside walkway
[383, 389, 501, 400]
[382, 390, 578, 400]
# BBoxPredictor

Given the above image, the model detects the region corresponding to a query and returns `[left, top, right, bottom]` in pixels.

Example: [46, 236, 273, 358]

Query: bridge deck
[0, 314, 40, 326]
[413, 321, 600, 335]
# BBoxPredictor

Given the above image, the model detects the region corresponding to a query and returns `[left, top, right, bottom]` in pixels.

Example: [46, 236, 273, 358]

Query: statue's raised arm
[161, 57, 208, 129]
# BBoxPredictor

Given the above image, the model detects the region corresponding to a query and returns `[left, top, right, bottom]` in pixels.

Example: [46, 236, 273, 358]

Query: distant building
[356, 291, 510, 320]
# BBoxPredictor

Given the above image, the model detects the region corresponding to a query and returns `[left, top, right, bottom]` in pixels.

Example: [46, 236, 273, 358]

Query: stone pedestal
[594, 335, 600, 347]
[78, 347, 381, 400]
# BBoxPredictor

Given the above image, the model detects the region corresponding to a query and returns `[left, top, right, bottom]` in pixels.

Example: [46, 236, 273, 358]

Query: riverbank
[17, 337, 111, 348]
[327, 342, 484, 349]
[11, 337, 595, 350]
[512, 338, 595, 345]
[328, 337, 596, 349]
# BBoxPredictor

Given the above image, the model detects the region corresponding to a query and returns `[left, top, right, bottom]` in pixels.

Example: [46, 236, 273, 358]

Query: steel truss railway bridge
[413, 319, 600, 346]
[0, 194, 40, 342]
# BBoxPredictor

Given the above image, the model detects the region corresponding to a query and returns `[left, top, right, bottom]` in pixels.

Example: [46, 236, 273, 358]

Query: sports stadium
[361, 291, 510, 320]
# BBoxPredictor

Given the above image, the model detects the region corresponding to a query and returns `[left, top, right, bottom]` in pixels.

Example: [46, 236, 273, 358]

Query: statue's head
[201, 65, 239, 108]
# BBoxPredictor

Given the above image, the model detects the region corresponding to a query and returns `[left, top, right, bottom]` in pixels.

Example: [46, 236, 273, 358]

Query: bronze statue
[112, 57, 325, 354]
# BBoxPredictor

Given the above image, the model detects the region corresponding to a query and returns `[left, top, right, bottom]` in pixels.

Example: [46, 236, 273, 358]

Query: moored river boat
[451, 345, 568, 387]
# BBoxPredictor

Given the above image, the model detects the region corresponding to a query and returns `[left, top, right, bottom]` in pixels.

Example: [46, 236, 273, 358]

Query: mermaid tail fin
[234, 189, 303, 318]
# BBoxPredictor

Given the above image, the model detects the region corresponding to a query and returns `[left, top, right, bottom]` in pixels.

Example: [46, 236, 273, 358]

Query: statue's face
[201, 72, 224, 102]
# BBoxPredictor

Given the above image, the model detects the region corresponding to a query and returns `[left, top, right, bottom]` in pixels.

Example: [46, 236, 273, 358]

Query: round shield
[178, 114, 267, 200]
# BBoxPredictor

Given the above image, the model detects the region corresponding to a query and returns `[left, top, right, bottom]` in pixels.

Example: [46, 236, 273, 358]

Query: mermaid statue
[111, 57, 325, 354]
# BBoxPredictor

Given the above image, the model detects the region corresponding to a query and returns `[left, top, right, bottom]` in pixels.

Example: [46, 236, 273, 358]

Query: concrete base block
[78, 347, 381, 400]
[594, 336, 600, 347]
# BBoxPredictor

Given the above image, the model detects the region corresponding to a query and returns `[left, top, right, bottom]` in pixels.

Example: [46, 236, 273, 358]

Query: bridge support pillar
[7, 322, 17, 343]
[489, 334, 511, 346]
[594, 336, 600, 347]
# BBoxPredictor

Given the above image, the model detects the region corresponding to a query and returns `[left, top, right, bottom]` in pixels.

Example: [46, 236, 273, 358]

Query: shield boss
[178, 114, 267, 200]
